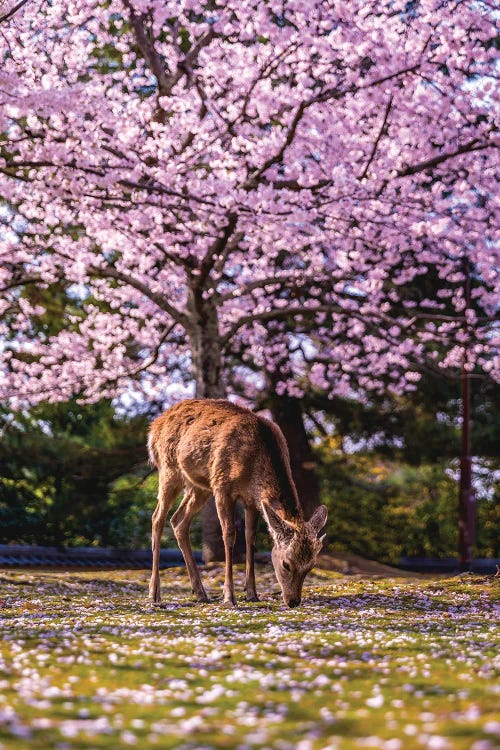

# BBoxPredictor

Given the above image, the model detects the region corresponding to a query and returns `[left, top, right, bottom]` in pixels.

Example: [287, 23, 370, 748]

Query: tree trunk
[188, 290, 226, 400]
[187, 287, 245, 563]
[269, 393, 321, 520]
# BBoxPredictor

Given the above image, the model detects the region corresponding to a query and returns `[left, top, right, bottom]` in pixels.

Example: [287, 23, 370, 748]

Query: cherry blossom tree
[1, 0, 498, 557]
[1, 0, 497, 402]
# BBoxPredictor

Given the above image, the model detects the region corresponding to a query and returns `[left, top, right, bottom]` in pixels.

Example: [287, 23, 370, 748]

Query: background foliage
[2, 374, 498, 561]
[0, 401, 150, 547]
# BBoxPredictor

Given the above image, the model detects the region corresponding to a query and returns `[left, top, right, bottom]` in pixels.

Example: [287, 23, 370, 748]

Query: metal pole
[458, 259, 476, 571]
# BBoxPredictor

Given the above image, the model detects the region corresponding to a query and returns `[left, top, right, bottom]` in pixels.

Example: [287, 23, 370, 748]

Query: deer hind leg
[214, 490, 238, 607]
[149, 470, 181, 603]
[171, 484, 210, 603]
[244, 505, 259, 602]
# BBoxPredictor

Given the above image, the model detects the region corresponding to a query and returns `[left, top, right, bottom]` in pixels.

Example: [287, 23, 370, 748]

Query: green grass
[0, 565, 498, 749]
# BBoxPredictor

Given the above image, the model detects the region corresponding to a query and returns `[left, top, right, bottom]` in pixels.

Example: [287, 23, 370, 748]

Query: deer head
[262, 503, 328, 607]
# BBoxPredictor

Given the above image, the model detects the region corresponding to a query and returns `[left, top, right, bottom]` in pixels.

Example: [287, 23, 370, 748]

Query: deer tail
[147, 428, 159, 468]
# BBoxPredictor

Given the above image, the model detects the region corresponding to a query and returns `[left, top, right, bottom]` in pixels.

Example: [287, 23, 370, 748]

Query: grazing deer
[147, 399, 328, 607]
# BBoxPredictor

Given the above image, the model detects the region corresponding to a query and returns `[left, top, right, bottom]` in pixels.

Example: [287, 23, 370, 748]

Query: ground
[0, 564, 498, 750]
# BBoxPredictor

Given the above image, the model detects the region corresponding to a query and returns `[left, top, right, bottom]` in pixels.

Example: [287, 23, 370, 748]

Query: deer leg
[215, 492, 237, 607]
[171, 485, 210, 603]
[244, 506, 259, 602]
[149, 471, 181, 603]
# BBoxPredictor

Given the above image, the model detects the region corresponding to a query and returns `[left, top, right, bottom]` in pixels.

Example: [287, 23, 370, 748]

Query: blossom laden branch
[86, 265, 189, 328]
[0, 0, 32, 24]
[396, 138, 497, 178]
[123, 0, 216, 122]
[359, 94, 393, 181]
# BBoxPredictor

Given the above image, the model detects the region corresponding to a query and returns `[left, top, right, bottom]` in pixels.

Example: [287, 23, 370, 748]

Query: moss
[0, 566, 498, 749]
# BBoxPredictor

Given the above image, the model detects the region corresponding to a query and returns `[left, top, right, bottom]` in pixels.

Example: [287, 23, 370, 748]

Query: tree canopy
[0, 0, 498, 408]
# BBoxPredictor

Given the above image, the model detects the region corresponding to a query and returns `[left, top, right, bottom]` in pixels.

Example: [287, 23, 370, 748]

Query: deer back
[147, 399, 301, 515]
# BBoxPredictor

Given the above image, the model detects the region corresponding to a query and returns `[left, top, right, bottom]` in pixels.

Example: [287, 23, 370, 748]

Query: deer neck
[257, 419, 303, 522]
[261, 490, 303, 525]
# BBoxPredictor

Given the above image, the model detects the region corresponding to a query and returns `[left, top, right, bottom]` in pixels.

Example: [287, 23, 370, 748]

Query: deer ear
[308, 505, 328, 535]
[261, 503, 295, 544]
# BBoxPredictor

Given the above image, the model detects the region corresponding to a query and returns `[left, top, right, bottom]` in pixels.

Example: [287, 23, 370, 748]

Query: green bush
[318, 438, 499, 563]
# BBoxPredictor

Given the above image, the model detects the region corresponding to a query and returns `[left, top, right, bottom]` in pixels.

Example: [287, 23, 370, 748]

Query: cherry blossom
[0, 0, 497, 407]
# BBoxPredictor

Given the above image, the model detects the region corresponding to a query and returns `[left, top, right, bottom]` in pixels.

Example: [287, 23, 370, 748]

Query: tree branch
[123, 0, 174, 98]
[359, 94, 393, 180]
[219, 271, 363, 304]
[220, 303, 348, 347]
[0, 264, 189, 329]
[2, 157, 219, 209]
[244, 63, 422, 191]
[245, 101, 308, 189]
[0, 0, 32, 24]
[397, 138, 496, 177]
[197, 212, 240, 288]
[0, 271, 44, 292]
[123, 1, 216, 121]
[87, 265, 189, 327]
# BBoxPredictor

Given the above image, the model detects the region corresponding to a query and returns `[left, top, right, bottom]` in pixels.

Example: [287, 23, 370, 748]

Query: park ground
[0, 563, 498, 750]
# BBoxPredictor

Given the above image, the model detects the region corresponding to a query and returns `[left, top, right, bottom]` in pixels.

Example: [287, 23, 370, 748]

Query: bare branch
[359, 94, 393, 180]
[397, 138, 496, 177]
[220, 303, 348, 347]
[245, 101, 308, 189]
[197, 212, 240, 288]
[123, 1, 216, 122]
[244, 63, 422, 191]
[0, 0, 32, 24]
[87, 265, 189, 327]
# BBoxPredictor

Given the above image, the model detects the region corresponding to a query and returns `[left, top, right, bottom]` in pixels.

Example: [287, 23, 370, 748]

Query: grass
[0, 564, 498, 750]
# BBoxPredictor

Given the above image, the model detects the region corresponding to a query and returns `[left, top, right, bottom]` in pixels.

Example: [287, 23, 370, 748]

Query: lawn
[0, 564, 498, 750]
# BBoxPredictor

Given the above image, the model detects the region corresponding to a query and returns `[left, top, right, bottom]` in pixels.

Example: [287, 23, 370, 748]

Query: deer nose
[288, 599, 300, 608]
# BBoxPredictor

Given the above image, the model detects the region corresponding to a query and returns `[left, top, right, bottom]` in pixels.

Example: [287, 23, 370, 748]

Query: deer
[147, 398, 328, 608]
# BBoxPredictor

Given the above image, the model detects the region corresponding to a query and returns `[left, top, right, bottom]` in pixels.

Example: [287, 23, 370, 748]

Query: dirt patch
[255, 549, 420, 577]
[317, 551, 421, 577]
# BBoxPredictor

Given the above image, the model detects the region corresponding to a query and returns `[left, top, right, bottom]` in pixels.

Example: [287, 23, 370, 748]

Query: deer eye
[282, 561, 291, 572]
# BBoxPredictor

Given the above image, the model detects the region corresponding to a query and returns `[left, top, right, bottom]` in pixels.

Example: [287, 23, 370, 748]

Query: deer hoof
[246, 593, 260, 602]
[195, 592, 210, 604]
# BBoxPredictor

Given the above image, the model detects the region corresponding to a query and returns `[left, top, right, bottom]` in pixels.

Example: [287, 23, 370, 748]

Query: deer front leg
[171, 485, 210, 603]
[215, 492, 237, 607]
[244, 505, 259, 602]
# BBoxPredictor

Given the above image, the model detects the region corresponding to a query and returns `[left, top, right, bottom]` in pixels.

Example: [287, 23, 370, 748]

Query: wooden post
[458, 363, 475, 571]
[458, 259, 476, 571]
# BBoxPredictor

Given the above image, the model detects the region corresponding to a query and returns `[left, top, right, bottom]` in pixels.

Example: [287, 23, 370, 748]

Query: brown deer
[147, 398, 328, 607]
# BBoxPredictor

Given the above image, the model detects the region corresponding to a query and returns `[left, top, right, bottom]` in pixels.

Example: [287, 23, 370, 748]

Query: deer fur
[147, 398, 328, 607]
